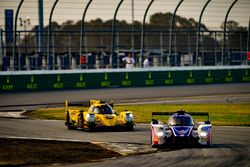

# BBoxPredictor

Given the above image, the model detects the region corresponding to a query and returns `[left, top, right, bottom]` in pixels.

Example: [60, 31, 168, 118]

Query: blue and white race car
[151, 110, 212, 147]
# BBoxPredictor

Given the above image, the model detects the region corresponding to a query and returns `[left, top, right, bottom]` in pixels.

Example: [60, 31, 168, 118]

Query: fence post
[196, 0, 211, 66]
[111, 0, 124, 68]
[68, 32, 71, 69]
[13, 0, 24, 71]
[38, 0, 45, 54]
[222, 0, 238, 65]
[140, 0, 155, 67]
[160, 32, 164, 66]
[0, 29, 3, 69]
[169, 0, 184, 66]
[80, 0, 93, 69]
[246, 18, 250, 65]
[131, 0, 135, 59]
[48, 0, 59, 70]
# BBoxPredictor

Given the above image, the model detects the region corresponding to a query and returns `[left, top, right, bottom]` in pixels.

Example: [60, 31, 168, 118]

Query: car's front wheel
[125, 124, 134, 131]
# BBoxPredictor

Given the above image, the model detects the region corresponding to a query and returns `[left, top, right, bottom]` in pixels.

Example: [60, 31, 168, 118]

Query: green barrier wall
[1, 67, 250, 92]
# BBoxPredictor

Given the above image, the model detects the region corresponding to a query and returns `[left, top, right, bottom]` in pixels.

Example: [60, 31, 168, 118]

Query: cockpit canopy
[89, 104, 114, 114]
[168, 114, 194, 126]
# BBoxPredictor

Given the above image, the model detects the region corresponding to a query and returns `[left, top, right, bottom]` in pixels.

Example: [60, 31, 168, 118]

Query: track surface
[0, 119, 249, 167]
[0, 83, 250, 166]
[0, 83, 250, 110]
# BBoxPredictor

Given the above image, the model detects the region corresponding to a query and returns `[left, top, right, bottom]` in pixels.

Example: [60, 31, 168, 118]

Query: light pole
[13, 0, 24, 71]
[131, 0, 134, 59]
[19, 16, 30, 57]
[169, 0, 184, 66]
[111, 0, 124, 68]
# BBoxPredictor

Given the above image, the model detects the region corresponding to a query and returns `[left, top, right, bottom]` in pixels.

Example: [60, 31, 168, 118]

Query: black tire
[80, 111, 85, 131]
[126, 124, 134, 131]
[65, 111, 70, 125]
[66, 112, 75, 130]
[151, 131, 153, 146]
[208, 134, 213, 148]
[151, 130, 157, 148]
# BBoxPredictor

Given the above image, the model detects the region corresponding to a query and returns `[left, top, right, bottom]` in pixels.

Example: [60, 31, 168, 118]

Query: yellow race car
[65, 100, 134, 131]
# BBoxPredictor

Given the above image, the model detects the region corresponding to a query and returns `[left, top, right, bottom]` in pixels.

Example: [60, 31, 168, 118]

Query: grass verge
[0, 138, 120, 166]
[23, 104, 250, 126]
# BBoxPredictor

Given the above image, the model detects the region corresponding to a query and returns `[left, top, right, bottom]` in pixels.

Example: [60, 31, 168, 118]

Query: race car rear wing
[152, 111, 210, 121]
[65, 100, 88, 111]
[65, 100, 87, 107]
[89, 100, 114, 108]
[65, 100, 114, 111]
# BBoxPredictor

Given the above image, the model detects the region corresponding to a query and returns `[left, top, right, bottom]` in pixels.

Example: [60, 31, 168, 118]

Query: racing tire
[150, 131, 153, 146]
[66, 111, 75, 130]
[80, 112, 85, 131]
[207, 135, 213, 148]
[125, 124, 134, 131]
[124, 124, 135, 131]
[151, 131, 158, 148]
[87, 123, 96, 132]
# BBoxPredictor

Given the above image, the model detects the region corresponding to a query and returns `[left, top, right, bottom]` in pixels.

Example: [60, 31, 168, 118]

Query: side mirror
[193, 124, 198, 130]
[113, 110, 118, 115]
[152, 119, 158, 124]
[165, 125, 170, 130]
[109, 101, 114, 108]
[205, 120, 211, 124]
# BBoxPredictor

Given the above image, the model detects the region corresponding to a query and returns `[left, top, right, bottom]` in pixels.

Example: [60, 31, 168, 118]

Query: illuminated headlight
[166, 129, 172, 137]
[125, 113, 133, 122]
[200, 131, 208, 137]
[200, 126, 210, 137]
[156, 131, 164, 137]
[86, 114, 95, 122]
[192, 131, 198, 138]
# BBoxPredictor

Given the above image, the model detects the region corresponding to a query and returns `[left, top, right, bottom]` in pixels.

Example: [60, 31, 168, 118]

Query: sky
[0, 0, 249, 31]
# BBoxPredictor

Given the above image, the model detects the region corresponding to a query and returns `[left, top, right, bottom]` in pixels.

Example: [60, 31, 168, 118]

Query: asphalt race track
[0, 119, 249, 167]
[0, 83, 250, 166]
[0, 83, 250, 110]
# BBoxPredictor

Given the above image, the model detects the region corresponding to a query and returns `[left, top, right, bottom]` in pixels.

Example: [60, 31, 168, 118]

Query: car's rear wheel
[151, 131, 157, 148]
[66, 112, 75, 130]
[208, 134, 213, 147]
[80, 112, 85, 131]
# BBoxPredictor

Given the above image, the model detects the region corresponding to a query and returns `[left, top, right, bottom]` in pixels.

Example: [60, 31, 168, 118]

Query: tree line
[21, 12, 247, 55]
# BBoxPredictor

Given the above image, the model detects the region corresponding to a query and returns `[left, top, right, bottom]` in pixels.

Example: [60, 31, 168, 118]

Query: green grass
[24, 104, 250, 126]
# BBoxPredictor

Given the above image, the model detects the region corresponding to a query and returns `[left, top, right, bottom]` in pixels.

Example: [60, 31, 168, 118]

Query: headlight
[125, 113, 133, 122]
[165, 129, 172, 137]
[155, 127, 167, 137]
[156, 131, 164, 137]
[200, 131, 208, 137]
[192, 131, 198, 138]
[86, 114, 95, 122]
[200, 126, 210, 137]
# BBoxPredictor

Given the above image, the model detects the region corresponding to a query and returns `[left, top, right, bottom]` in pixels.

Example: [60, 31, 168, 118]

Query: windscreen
[168, 116, 193, 126]
[94, 105, 114, 114]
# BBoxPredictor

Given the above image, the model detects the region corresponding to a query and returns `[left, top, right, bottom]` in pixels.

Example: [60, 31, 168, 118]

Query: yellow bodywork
[65, 100, 134, 130]
[93, 113, 120, 127]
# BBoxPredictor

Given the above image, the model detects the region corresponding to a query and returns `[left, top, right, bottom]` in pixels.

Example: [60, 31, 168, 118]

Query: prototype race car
[65, 100, 134, 131]
[151, 110, 212, 147]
